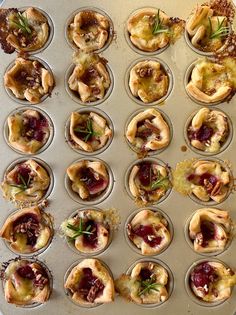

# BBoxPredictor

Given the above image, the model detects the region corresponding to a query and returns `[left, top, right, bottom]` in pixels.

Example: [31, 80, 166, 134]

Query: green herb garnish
[11, 12, 31, 35]
[208, 17, 230, 39]
[138, 278, 163, 296]
[67, 218, 93, 240]
[150, 171, 170, 191]
[74, 118, 100, 143]
[9, 173, 31, 192]
[152, 9, 170, 35]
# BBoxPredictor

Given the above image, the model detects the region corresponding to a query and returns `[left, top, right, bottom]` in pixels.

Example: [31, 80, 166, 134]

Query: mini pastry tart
[7, 108, 51, 154]
[0, 206, 52, 254]
[4, 57, 54, 104]
[68, 111, 112, 152]
[67, 160, 109, 201]
[1, 159, 50, 204]
[126, 108, 170, 153]
[127, 209, 171, 255]
[127, 8, 185, 52]
[128, 60, 169, 103]
[187, 108, 230, 153]
[0, 7, 50, 54]
[2, 259, 51, 306]
[186, 58, 234, 104]
[61, 209, 110, 254]
[188, 208, 232, 254]
[67, 10, 111, 52]
[115, 261, 169, 305]
[186, 0, 234, 53]
[68, 52, 111, 103]
[189, 261, 236, 303]
[128, 160, 171, 205]
[64, 258, 114, 306]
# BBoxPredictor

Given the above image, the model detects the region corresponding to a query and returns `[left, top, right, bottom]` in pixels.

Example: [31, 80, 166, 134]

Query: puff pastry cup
[68, 10, 111, 52]
[67, 160, 109, 201]
[127, 8, 185, 52]
[189, 261, 236, 303]
[0, 7, 50, 54]
[1, 159, 50, 204]
[127, 209, 171, 255]
[7, 109, 51, 154]
[188, 208, 232, 253]
[187, 108, 229, 153]
[128, 160, 171, 205]
[4, 57, 54, 104]
[126, 108, 170, 153]
[68, 52, 111, 103]
[0, 206, 52, 254]
[69, 111, 112, 152]
[64, 258, 114, 306]
[115, 261, 169, 305]
[2, 259, 51, 305]
[61, 209, 110, 254]
[129, 60, 169, 103]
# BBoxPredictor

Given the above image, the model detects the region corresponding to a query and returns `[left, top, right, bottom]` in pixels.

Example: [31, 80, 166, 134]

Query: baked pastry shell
[185, 258, 234, 307]
[124, 207, 173, 256]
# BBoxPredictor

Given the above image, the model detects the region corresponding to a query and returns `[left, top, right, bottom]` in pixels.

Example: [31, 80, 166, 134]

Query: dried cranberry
[140, 268, 152, 281]
[82, 220, 98, 248]
[17, 265, 35, 280]
[199, 173, 217, 186]
[133, 225, 162, 247]
[138, 163, 152, 186]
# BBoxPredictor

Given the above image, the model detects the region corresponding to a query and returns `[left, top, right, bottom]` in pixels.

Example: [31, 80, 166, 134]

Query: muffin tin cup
[125, 257, 174, 308]
[3, 106, 54, 156]
[64, 107, 114, 156]
[124, 206, 174, 256]
[185, 258, 234, 307]
[184, 107, 233, 156]
[65, 157, 114, 206]
[125, 57, 173, 106]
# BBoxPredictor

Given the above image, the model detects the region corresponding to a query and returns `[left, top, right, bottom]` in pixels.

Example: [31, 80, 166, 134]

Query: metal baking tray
[0, 0, 236, 314]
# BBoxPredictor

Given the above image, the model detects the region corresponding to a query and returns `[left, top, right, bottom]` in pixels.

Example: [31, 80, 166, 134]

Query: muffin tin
[0, 0, 236, 314]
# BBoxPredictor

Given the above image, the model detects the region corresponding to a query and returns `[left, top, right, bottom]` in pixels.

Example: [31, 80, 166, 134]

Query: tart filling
[189, 261, 236, 302]
[64, 258, 114, 306]
[1, 159, 50, 204]
[126, 108, 170, 152]
[7, 109, 51, 154]
[69, 111, 112, 152]
[4, 57, 54, 104]
[0, 206, 52, 254]
[2, 259, 51, 305]
[68, 52, 111, 103]
[61, 209, 110, 254]
[115, 261, 169, 304]
[68, 10, 111, 52]
[0, 7, 50, 54]
[187, 108, 229, 153]
[128, 160, 171, 205]
[127, 209, 171, 255]
[67, 160, 109, 200]
[188, 208, 232, 253]
[127, 8, 185, 52]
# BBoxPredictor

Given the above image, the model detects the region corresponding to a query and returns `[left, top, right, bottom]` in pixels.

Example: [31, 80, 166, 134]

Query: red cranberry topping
[138, 162, 152, 186]
[80, 168, 107, 196]
[81, 66, 99, 85]
[188, 125, 214, 142]
[13, 214, 40, 247]
[140, 268, 152, 281]
[82, 220, 98, 248]
[199, 173, 217, 187]
[17, 265, 35, 280]
[201, 221, 215, 244]
[187, 173, 195, 181]
[23, 115, 48, 142]
[133, 225, 162, 247]
[78, 268, 104, 302]
[191, 262, 217, 289]
[14, 165, 31, 185]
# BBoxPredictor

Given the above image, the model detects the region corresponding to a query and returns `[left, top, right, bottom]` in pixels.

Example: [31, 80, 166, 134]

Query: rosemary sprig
[10, 12, 32, 35]
[150, 171, 170, 190]
[152, 9, 170, 35]
[208, 17, 230, 39]
[74, 118, 100, 143]
[9, 173, 31, 192]
[67, 218, 93, 240]
[138, 278, 163, 296]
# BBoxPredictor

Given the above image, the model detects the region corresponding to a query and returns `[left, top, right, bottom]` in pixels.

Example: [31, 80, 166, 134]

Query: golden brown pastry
[4, 57, 54, 104]
[127, 209, 171, 255]
[3, 259, 51, 305]
[188, 208, 232, 253]
[126, 108, 170, 152]
[187, 108, 229, 153]
[69, 111, 112, 152]
[128, 160, 171, 205]
[7, 109, 51, 154]
[67, 10, 111, 52]
[68, 52, 111, 103]
[0, 7, 50, 54]
[64, 258, 114, 306]
[127, 8, 185, 52]
[1, 159, 50, 204]
[115, 261, 169, 304]
[61, 209, 110, 254]
[189, 261, 236, 303]
[129, 60, 169, 103]
[67, 160, 109, 201]
[0, 206, 52, 254]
